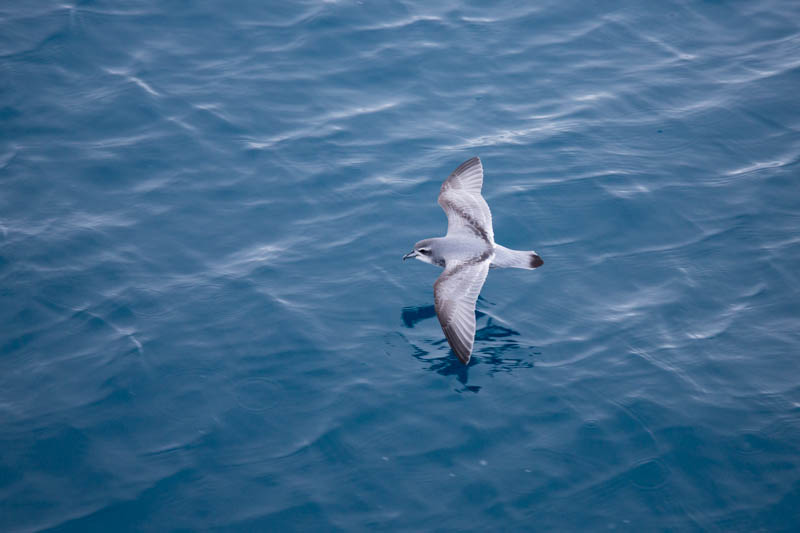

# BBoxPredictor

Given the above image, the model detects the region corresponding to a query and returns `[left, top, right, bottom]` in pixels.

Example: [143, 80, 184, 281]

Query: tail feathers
[491, 245, 543, 270]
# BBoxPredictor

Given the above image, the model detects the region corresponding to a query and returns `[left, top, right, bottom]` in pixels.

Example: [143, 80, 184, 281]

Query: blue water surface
[2, 0, 800, 531]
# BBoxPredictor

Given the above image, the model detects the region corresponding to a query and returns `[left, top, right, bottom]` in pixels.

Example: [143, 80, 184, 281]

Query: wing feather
[440, 156, 484, 195]
[433, 256, 491, 364]
[438, 157, 494, 244]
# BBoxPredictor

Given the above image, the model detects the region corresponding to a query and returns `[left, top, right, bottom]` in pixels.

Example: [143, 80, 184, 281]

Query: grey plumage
[403, 157, 543, 364]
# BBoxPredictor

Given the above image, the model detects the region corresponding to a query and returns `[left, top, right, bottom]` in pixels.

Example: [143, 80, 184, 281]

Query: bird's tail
[491, 244, 544, 270]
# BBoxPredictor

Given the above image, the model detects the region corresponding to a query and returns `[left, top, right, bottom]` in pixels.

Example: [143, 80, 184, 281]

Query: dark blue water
[2, 1, 800, 531]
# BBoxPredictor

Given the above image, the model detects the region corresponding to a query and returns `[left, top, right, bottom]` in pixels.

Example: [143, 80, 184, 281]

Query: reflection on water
[401, 304, 535, 392]
[401, 304, 440, 328]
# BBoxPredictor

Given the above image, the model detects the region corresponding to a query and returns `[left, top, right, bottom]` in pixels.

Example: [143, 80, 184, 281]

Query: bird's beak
[403, 250, 418, 261]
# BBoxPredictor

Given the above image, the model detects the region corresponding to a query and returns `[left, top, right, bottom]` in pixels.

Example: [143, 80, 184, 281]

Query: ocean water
[2, 0, 800, 530]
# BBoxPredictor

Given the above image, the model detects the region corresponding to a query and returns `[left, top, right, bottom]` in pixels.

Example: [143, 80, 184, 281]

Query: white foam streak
[105, 67, 160, 96]
[360, 15, 442, 31]
[725, 158, 792, 177]
[243, 99, 403, 149]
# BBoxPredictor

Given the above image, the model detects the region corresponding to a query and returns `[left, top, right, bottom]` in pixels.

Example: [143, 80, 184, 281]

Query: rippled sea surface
[2, 1, 800, 531]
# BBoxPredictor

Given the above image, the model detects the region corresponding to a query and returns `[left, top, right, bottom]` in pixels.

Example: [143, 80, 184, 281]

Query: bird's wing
[438, 157, 494, 244]
[434, 252, 492, 364]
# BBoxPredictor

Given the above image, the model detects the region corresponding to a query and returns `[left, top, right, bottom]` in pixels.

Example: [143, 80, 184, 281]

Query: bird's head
[403, 238, 437, 265]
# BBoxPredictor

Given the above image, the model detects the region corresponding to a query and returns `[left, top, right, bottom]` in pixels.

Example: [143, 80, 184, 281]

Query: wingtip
[452, 335, 473, 365]
[463, 155, 481, 169]
[530, 253, 544, 268]
[449, 337, 471, 364]
[441, 156, 486, 197]
[450, 156, 482, 178]
[441, 323, 473, 365]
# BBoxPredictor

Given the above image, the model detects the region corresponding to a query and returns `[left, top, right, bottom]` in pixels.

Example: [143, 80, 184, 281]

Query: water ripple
[2, 0, 800, 530]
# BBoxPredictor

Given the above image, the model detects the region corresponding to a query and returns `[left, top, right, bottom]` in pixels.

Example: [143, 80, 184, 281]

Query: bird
[403, 156, 543, 364]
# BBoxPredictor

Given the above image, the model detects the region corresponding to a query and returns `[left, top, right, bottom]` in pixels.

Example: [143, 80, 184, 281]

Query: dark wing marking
[438, 157, 494, 244]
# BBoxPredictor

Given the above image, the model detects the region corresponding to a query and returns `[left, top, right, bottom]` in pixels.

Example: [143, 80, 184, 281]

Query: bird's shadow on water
[400, 302, 536, 394]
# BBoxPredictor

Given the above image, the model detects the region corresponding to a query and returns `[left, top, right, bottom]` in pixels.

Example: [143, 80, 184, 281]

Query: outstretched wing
[438, 157, 494, 244]
[434, 253, 491, 364]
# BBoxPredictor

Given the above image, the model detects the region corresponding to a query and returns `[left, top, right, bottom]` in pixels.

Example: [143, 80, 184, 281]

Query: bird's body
[403, 157, 543, 364]
[411, 235, 490, 268]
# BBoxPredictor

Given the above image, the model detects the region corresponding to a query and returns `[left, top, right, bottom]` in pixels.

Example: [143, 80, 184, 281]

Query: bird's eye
[419, 248, 430, 255]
